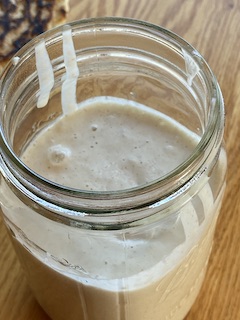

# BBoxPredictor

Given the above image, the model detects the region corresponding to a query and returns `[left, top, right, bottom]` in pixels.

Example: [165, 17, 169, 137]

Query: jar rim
[0, 17, 224, 213]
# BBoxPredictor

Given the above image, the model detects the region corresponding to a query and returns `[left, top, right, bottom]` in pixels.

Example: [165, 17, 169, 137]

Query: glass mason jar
[0, 17, 226, 320]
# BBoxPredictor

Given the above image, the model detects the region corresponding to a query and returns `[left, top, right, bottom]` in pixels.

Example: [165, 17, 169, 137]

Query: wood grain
[1, 0, 240, 319]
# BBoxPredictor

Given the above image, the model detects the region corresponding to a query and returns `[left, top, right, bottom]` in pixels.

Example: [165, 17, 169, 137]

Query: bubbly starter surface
[22, 96, 196, 191]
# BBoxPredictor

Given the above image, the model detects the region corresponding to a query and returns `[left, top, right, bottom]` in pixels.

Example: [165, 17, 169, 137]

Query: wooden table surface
[0, 0, 240, 319]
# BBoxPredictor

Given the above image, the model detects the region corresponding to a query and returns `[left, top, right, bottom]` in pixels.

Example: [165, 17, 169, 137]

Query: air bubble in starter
[48, 144, 71, 165]
[91, 124, 98, 131]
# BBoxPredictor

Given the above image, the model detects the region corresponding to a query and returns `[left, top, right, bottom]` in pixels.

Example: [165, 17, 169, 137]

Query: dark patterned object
[0, 0, 68, 63]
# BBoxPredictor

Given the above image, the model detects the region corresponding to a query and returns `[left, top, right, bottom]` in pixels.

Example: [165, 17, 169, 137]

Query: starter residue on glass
[61, 25, 79, 115]
[182, 48, 200, 86]
[35, 40, 54, 108]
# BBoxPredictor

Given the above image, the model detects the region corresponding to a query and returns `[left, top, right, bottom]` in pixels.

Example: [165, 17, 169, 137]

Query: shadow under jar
[0, 17, 227, 320]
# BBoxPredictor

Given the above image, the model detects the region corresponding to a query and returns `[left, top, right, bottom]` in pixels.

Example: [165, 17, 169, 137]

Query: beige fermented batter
[22, 97, 196, 191]
[13, 224, 214, 320]
[17, 96, 220, 320]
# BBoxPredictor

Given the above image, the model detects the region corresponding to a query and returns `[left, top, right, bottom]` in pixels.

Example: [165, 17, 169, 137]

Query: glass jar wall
[0, 18, 227, 320]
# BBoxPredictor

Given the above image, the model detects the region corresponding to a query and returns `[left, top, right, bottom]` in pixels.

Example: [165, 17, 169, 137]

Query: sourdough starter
[9, 96, 222, 320]
[21, 97, 197, 191]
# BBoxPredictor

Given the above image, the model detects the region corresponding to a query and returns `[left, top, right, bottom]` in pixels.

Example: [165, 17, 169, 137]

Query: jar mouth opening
[0, 17, 224, 202]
